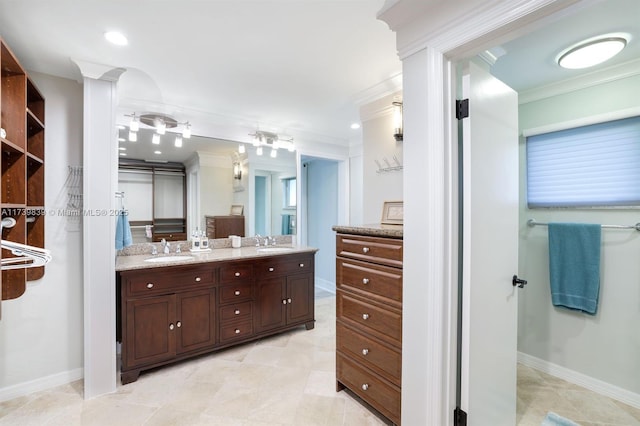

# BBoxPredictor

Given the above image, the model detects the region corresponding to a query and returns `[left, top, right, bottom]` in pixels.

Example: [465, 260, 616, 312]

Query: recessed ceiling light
[116, 125, 125, 130]
[350, 123, 361, 130]
[154, 150, 162, 155]
[118, 137, 125, 142]
[119, 152, 127, 156]
[557, 34, 628, 69]
[119, 147, 126, 151]
[104, 31, 128, 46]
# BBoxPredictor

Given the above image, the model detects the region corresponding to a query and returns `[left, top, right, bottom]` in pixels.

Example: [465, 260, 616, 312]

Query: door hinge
[456, 99, 469, 120]
[454, 407, 467, 426]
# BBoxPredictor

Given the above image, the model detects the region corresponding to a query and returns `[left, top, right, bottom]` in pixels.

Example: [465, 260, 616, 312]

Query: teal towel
[115, 210, 133, 250]
[541, 411, 579, 425]
[548, 222, 601, 315]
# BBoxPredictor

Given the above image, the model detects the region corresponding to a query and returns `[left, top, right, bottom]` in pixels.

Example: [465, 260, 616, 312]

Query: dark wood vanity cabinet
[206, 215, 245, 238]
[335, 233, 403, 425]
[117, 251, 315, 384]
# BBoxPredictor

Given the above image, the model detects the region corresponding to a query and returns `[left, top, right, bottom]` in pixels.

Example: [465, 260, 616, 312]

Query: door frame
[377, 1, 583, 424]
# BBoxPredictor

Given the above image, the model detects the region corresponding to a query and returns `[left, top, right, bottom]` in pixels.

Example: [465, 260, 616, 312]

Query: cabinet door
[255, 276, 286, 333]
[125, 295, 176, 368]
[176, 289, 216, 354]
[286, 274, 313, 325]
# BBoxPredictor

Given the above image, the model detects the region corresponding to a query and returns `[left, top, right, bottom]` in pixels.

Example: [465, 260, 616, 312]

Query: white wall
[305, 159, 339, 292]
[361, 93, 403, 223]
[517, 74, 640, 396]
[197, 152, 234, 231]
[0, 73, 84, 400]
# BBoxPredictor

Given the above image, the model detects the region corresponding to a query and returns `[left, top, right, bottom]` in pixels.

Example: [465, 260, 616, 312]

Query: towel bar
[527, 219, 640, 231]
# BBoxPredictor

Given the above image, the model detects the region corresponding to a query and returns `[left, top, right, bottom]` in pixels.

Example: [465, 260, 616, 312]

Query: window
[283, 177, 296, 208]
[526, 116, 640, 208]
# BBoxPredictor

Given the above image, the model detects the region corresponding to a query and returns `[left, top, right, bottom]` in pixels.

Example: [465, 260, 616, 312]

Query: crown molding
[351, 73, 403, 107]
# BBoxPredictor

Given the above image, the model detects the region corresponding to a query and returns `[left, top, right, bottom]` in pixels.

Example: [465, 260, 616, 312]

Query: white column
[82, 76, 119, 399]
[402, 46, 457, 426]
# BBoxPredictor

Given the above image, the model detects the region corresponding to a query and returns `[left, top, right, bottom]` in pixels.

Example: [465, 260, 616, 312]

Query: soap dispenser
[191, 228, 200, 251]
[200, 230, 209, 249]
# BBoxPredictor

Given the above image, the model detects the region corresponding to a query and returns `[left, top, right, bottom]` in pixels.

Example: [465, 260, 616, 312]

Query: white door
[460, 60, 520, 425]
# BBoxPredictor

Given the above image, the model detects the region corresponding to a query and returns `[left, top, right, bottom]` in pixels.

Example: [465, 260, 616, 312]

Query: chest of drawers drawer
[336, 234, 402, 268]
[220, 263, 254, 283]
[337, 291, 402, 345]
[254, 254, 312, 277]
[219, 319, 253, 343]
[337, 258, 402, 304]
[124, 267, 214, 297]
[219, 301, 253, 322]
[337, 322, 401, 384]
[219, 282, 253, 304]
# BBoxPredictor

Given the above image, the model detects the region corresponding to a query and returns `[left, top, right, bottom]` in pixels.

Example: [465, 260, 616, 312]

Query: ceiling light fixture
[104, 31, 128, 46]
[128, 131, 137, 142]
[174, 136, 183, 148]
[152, 133, 160, 145]
[350, 123, 361, 130]
[246, 129, 295, 156]
[124, 112, 192, 149]
[557, 35, 628, 69]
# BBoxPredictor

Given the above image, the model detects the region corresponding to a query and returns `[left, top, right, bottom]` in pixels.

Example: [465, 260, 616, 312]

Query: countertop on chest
[116, 245, 318, 272]
[332, 224, 403, 239]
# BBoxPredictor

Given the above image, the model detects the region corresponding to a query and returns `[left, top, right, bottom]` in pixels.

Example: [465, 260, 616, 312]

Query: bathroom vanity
[115, 243, 316, 384]
[332, 224, 403, 425]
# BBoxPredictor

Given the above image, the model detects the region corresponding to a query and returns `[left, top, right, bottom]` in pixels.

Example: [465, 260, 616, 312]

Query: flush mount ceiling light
[124, 113, 192, 148]
[104, 31, 128, 46]
[244, 129, 295, 156]
[557, 35, 628, 69]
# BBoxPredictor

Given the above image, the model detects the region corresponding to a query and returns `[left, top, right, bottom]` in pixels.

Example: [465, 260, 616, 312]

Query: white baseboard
[518, 352, 640, 409]
[315, 277, 335, 294]
[0, 368, 84, 402]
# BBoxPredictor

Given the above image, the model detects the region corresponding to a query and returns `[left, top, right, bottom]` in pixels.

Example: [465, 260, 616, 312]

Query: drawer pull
[362, 313, 370, 320]
[299, 263, 304, 267]
[234, 309, 240, 315]
[146, 283, 154, 289]
[234, 272, 241, 277]
[282, 299, 288, 305]
[362, 348, 369, 356]
[361, 383, 369, 391]
[195, 277, 201, 282]
[362, 278, 369, 285]
[235, 328, 241, 334]
[362, 247, 370, 253]
[287, 298, 292, 304]
[169, 323, 174, 330]
[234, 290, 241, 296]
[269, 267, 274, 272]
[176, 321, 182, 328]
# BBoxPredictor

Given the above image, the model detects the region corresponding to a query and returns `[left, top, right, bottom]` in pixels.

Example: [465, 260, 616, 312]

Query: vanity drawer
[220, 263, 254, 283]
[220, 319, 253, 343]
[337, 291, 401, 345]
[337, 258, 402, 304]
[124, 268, 214, 297]
[255, 254, 313, 277]
[219, 301, 253, 321]
[337, 322, 401, 384]
[336, 234, 402, 268]
[337, 353, 400, 425]
[219, 282, 254, 304]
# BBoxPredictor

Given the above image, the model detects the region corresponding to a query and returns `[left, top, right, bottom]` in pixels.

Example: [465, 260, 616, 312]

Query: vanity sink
[144, 255, 195, 263]
[256, 247, 295, 253]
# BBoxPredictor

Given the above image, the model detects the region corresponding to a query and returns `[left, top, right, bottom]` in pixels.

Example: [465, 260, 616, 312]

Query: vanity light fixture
[557, 35, 628, 69]
[246, 129, 295, 157]
[152, 133, 160, 145]
[128, 131, 137, 142]
[392, 101, 403, 142]
[129, 113, 139, 132]
[233, 162, 242, 180]
[270, 148, 277, 158]
[238, 144, 246, 154]
[124, 113, 192, 148]
[256, 146, 263, 156]
[174, 135, 183, 148]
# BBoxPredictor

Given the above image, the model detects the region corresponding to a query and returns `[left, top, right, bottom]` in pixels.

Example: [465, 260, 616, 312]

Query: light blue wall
[518, 73, 640, 395]
[306, 159, 339, 291]
[255, 175, 267, 236]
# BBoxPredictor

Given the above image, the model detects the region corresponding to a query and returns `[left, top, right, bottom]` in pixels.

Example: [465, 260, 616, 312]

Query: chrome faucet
[151, 244, 158, 255]
[266, 236, 276, 246]
[254, 234, 262, 247]
[161, 238, 170, 254]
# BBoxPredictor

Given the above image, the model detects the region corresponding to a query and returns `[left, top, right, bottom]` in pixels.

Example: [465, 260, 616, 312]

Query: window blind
[526, 116, 640, 208]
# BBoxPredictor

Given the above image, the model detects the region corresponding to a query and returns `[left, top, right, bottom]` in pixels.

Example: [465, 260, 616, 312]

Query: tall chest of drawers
[334, 230, 403, 425]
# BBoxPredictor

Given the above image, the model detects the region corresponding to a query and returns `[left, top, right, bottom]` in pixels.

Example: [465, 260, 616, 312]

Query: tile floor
[1, 290, 639, 425]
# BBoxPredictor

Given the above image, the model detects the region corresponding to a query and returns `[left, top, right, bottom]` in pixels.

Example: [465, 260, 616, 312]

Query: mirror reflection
[117, 127, 297, 244]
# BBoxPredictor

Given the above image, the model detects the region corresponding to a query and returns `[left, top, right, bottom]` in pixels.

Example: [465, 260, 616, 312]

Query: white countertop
[115, 244, 318, 272]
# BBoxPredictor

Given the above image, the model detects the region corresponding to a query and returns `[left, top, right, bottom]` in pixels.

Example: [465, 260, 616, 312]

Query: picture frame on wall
[381, 201, 403, 225]
[230, 205, 244, 215]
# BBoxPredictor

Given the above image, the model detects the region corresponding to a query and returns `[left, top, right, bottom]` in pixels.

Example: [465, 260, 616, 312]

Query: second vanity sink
[144, 255, 195, 263]
[256, 247, 295, 253]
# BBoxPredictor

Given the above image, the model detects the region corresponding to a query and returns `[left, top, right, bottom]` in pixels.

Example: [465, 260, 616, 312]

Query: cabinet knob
[234, 290, 241, 296]
[234, 309, 240, 315]
[195, 277, 201, 282]
[362, 313, 369, 320]
[299, 263, 304, 267]
[147, 283, 154, 289]
[287, 298, 292, 304]
[169, 323, 174, 330]
[176, 321, 182, 328]
[235, 328, 241, 334]
[282, 299, 288, 305]
[362, 278, 369, 285]
[361, 383, 369, 391]
[234, 272, 240, 277]
[269, 267, 274, 272]
[362, 247, 370, 253]
[362, 348, 369, 356]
